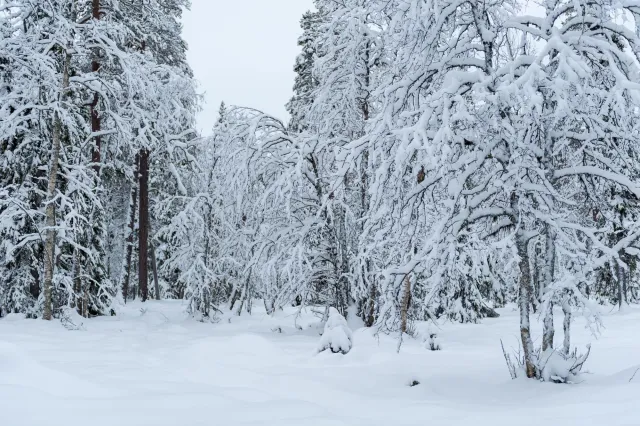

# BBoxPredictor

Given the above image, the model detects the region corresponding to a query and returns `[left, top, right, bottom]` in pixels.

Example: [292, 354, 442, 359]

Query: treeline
[0, 0, 197, 317]
[3, 0, 640, 382]
[179, 0, 640, 382]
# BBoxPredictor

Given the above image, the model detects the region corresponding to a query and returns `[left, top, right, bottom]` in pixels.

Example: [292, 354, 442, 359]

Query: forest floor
[1, 300, 638, 426]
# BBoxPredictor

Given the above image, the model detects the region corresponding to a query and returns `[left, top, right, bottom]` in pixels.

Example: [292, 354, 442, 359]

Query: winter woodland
[3, 0, 640, 388]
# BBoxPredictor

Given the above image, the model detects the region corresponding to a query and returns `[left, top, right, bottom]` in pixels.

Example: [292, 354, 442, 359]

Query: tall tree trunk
[542, 228, 556, 352]
[90, 0, 102, 174]
[517, 240, 537, 378]
[43, 50, 71, 321]
[400, 274, 412, 334]
[122, 154, 139, 302]
[138, 149, 149, 302]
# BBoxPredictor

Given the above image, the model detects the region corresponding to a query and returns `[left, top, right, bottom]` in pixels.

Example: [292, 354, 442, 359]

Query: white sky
[182, 0, 315, 135]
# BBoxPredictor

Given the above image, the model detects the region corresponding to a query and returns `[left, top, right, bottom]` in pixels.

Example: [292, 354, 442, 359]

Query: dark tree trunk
[138, 149, 149, 302]
[123, 154, 139, 302]
[365, 271, 376, 327]
[90, 0, 101, 174]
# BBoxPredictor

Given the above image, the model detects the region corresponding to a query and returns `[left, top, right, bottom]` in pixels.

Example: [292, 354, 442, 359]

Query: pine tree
[286, 10, 324, 133]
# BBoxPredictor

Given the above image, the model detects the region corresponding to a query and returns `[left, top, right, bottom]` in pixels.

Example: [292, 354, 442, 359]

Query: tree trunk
[122, 154, 139, 302]
[43, 50, 71, 321]
[562, 300, 571, 355]
[151, 241, 160, 300]
[623, 266, 628, 305]
[72, 248, 83, 315]
[542, 302, 554, 352]
[542, 228, 556, 352]
[617, 261, 625, 310]
[235, 273, 251, 316]
[517, 240, 537, 378]
[90, 0, 102, 174]
[365, 270, 376, 327]
[138, 149, 149, 302]
[228, 282, 239, 311]
[400, 274, 412, 334]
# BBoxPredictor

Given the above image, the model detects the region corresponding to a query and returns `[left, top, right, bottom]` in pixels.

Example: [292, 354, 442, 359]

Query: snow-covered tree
[286, 10, 325, 133]
[354, 0, 640, 379]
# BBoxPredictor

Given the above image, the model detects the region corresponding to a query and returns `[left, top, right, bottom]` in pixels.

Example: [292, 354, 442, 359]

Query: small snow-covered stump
[426, 332, 441, 351]
[317, 308, 353, 355]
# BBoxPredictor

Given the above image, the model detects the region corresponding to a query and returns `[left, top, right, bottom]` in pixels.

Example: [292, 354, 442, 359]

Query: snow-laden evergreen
[0, 0, 197, 318]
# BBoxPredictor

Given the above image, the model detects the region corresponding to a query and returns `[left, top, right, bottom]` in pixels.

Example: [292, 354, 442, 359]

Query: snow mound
[1, 313, 26, 322]
[60, 307, 87, 331]
[317, 308, 353, 355]
[426, 332, 442, 351]
[540, 347, 590, 383]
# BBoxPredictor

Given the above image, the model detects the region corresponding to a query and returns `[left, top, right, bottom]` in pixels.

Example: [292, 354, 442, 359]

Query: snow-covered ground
[1, 301, 638, 426]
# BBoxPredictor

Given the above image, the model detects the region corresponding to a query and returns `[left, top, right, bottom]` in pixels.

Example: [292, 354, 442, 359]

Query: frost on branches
[3, 0, 640, 386]
[0, 0, 197, 318]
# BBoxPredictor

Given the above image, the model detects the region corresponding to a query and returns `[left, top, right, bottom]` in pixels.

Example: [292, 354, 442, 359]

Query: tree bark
[90, 0, 102, 174]
[562, 300, 571, 355]
[542, 228, 556, 352]
[43, 50, 71, 320]
[151, 241, 160, 300]
[122, 154, 139, 302]
[365, 270, 376, 327]
[138, 149, 149, 302]
[617, 262, 625, 310]
[400, 274, 412, 334]
[235, 273, 251, 316]
[517, 240, 537, 378]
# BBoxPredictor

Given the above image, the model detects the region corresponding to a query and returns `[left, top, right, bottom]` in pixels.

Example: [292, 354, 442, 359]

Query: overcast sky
[182, 0, 315, 135]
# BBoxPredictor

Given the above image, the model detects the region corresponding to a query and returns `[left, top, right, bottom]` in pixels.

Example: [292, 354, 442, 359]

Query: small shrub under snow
[317, 308, 353, 355]
[426, 333, 442, 351]
[59, 307, 86, 331]
[502, 340, 590, 383]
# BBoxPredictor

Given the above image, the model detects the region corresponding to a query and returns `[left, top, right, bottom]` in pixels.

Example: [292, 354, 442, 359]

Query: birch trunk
[400, 274, 412, 334]
[562, 300, 571, 355]
[542, 228, 556, 351]
[517, 240, 537, 378]
[43, 50, 71, 321]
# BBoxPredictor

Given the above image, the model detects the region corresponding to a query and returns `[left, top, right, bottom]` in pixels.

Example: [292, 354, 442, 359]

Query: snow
[1, 301, 639, 425]
[317, 308, 353, 355]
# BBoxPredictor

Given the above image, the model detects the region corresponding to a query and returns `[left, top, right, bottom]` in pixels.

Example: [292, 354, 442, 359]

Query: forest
[2, 0, 640, 407]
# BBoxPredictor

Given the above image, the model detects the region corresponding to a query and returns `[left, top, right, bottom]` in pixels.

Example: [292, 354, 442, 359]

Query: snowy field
[1, 301, 638, 426]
